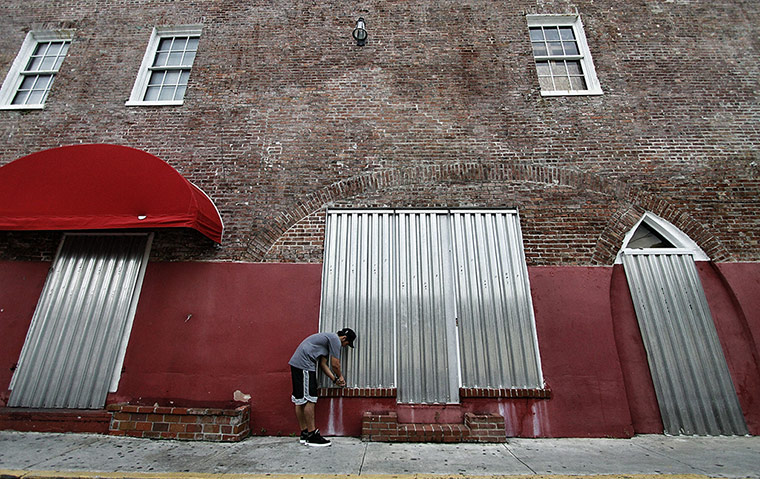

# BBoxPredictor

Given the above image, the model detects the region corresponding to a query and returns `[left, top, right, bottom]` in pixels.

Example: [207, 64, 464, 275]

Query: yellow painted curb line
[0, 471, 731, 479]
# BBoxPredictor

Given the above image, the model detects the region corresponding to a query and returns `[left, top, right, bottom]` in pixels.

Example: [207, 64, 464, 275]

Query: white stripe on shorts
[303, 369, 318, 403]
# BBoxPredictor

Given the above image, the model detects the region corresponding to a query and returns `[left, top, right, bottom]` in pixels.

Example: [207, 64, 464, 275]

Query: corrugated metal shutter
[9, 234, 151, 409]
[396, 211, 459, 403]
[622, 252, 748, 435]
[320, 209, 543, 403]
[452, 211, 543, 388]
[320, 211, 396, 388]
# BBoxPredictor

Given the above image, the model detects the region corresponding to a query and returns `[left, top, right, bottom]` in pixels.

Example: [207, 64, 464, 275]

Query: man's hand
[334, 376, 346, 387]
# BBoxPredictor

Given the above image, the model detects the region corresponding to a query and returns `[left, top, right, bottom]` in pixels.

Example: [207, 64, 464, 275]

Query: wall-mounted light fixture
[352, 17, 367, 46]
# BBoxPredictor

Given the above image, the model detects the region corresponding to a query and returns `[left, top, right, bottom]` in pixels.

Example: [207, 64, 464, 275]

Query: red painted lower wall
[0, 261, 49, 407]
[609, 265, 664, 433]
[522, 266, 635, 437]
[109, 262, 325, 436]
[699, 262, 760, 434]
[714, 262, 760, 374]
[2, 260, 759, 437]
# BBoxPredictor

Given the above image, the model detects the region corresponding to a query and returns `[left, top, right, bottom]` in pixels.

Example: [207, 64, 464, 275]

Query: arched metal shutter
[622, 251, 748, 435]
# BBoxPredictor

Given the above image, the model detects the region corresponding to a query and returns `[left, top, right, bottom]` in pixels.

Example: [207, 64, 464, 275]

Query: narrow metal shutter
[9, 234, 151, 409]
[395, 211, 459, 404]
[320, 211, 396, 388]
[451, 211, 543, 389]
[622, 252, 748, 435]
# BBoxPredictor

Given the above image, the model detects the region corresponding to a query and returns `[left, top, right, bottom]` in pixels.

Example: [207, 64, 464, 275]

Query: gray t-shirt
[288, 332, 341, 371]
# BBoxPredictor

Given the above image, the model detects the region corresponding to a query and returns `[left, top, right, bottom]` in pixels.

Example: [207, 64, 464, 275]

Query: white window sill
[0, 104, 45, 110]
[540, 89, 603, 97]
[125, 100, 184, 107]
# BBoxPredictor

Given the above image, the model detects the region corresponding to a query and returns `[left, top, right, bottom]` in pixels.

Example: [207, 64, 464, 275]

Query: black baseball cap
[337, 328, 357, 348]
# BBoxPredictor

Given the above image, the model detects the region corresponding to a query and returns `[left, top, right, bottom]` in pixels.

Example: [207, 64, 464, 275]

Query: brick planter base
[107, 404, 250, 441]
[361, 411, 506, 443]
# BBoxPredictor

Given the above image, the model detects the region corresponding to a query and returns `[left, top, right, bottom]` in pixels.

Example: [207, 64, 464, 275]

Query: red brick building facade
[1, 1, 758, 439]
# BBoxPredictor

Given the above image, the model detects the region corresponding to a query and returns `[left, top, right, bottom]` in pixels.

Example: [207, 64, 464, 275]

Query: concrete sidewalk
[0, 431, 758, 479]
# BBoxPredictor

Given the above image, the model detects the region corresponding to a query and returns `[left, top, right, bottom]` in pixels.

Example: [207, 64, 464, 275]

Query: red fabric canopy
[0, 144, 223, 243]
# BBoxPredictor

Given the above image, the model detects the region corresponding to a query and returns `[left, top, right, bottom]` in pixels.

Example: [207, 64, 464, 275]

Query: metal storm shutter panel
[622, 252, 748, 435]
[395, 211, 459, 404]
[452, 211, 543, 389]
[320, 209, 543, 403]
[320, 211, 396, 388]
[9, 234, 151, 409]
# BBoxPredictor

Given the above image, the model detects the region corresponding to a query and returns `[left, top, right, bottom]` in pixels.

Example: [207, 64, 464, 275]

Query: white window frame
[526, 14, 602, 96]
[614, 212, 710, 264]
[0, 30, 74, 110]
[126, 25, 202, 107]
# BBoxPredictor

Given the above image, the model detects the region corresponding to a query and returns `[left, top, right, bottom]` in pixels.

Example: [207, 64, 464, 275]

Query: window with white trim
[0, 30, 73, 109]
[126, 26, 201, 106]
[614, 212, 710, 264]
[527, 15, 602, 96]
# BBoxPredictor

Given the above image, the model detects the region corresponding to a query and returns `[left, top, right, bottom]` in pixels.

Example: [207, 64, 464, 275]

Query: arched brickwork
[249, 162, 731, 265]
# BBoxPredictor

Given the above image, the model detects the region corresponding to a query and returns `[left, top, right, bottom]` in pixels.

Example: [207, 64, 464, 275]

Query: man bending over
[288, 327, 356, 447]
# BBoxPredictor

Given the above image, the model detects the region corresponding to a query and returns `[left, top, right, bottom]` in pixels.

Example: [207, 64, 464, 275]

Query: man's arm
[331, 356, 345, 386]
[318, 356, 345, 386]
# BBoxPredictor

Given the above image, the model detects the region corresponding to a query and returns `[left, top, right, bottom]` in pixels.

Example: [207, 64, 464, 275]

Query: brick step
[0, 407, 111, 434]
[396, 404, 463, 424]
[362, 411, 506, 443]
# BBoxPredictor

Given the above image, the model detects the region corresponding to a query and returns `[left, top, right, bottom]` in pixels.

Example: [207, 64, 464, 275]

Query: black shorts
[291, 366, 318, 405]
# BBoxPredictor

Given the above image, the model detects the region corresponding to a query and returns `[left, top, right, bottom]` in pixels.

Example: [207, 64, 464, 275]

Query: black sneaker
[304, 429, 331, 447]
[299, 429, 308, 444]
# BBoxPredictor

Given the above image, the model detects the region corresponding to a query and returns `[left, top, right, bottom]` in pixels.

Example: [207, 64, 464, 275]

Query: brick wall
[0, 1, 757, 265]
[320, 387, 397, 398]
[319, 387, 551, 399]
[107, 404, 250, 441]
[361, 411, 507, 443]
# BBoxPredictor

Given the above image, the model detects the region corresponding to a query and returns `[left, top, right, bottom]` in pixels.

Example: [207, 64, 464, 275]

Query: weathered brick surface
[459, 387, 552, 399]
[361, 410, 507, 442]
[107, 403, 250, 441]
[319, 387, 397, 398]
[0, 1, 757, 265]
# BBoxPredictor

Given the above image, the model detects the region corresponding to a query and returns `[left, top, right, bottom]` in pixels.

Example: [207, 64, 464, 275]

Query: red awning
[0, 144, 223, 243]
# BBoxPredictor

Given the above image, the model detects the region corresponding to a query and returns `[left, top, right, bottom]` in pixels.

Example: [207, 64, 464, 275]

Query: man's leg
[303, 400, 331, 447]
[301, 370, 331, 447]
[295, 404, 308, 431]
[291, 366, 309, 442]
[303, 401, 316, 432]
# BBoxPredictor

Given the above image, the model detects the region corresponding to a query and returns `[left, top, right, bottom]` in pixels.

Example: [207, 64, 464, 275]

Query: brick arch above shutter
[246, 161, 731, 265]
